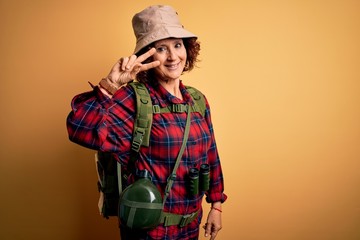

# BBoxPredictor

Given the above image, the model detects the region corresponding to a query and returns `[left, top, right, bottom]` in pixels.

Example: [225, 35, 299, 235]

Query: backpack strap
[162, 104, 191, 207]
[128, 82, 153, 151]
[186, 86, 206, 117]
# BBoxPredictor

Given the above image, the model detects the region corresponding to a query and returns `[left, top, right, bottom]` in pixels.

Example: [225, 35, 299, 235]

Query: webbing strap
[129, 82, 153, 150]
[160, 209, 199, 227]
[121, 198, 163, 209]
[152, 104, 199, 114]
[117, 162, 122, 195]
[127, 207, 136, 228]
[162, 106, 191, 207]
[186, 86, 206, 117]
[123, 198, 163, 228]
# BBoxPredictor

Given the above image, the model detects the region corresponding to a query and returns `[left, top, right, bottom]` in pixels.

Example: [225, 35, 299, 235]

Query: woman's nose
[167, 48, 176, 60]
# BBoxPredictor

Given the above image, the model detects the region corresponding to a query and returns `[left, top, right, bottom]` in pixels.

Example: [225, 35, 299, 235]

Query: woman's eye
[156, 46, 167, 52]
[175, 43, 182, 48]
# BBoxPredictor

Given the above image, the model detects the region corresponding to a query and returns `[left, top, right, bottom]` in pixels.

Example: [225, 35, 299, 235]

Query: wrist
[211, 201, 222, 208]
[211, 207, 222, 213]
[99, 86, 113, 98]
[99, 77, 120, 95]
[211, 201, 222, 212]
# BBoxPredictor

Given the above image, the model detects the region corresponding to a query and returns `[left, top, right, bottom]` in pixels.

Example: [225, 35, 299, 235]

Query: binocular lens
[199, 164, 210, 192]
[188, 168, 199, 196]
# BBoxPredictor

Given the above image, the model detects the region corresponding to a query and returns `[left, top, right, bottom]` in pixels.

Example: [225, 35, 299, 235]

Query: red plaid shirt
[67, 81, 227, 239]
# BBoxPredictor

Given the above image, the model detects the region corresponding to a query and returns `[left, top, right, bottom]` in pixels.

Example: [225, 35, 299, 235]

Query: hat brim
[134, 26, 197, 54]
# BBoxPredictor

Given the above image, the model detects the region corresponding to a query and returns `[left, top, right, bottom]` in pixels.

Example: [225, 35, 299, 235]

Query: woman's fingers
[141, 60, 160, 71]
[113, 48, 159, 84]
[125, 55, 138, 70]
[136, 48, 160, 71]
[125, 48, 159, 72]
[120, 57, 129, 71]
[204, 222, 222, 240]
[120, 48, 157, 72]
[136, 47, 157, 63]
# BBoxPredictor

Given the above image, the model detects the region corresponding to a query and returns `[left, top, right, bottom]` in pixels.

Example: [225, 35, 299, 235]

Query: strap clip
[172, 104, 187, 113]
[131, 128, 145, 152]
[168, 173, 177, 181]
[153, 105, 161, 113]
[179, 211, 198, 227]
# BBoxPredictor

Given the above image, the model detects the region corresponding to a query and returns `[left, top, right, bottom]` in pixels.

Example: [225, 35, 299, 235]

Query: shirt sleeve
[66, 85, 136, 154]
[203, 96, 228, 204]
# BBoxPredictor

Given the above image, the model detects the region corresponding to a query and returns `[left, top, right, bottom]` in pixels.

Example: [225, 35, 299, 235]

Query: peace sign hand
[107, 48, 160, 86]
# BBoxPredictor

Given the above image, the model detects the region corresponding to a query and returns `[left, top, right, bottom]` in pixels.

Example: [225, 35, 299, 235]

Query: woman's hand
[204, 203, 223, 240]
[107, 48, 160, 86]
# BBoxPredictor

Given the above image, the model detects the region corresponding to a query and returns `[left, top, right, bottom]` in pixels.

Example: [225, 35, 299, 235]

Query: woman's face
[152, 38, 187, 82]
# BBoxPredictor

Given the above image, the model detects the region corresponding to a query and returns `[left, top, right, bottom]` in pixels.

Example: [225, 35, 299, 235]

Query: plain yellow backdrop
[1, 0, 359, 239]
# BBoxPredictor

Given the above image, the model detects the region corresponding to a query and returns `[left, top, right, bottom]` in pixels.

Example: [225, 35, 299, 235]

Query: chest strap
[160, 209, 200, 227]
[153, 104, 199, 114]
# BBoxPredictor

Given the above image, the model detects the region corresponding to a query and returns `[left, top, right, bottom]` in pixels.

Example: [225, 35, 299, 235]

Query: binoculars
[188, 164, 210, 196]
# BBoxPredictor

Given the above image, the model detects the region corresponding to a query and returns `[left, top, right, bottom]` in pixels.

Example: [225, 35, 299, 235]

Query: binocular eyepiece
[188, 164, 210, 196]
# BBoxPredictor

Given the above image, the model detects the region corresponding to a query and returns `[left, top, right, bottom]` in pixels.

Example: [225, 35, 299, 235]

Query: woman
[67, 5, 227, 240]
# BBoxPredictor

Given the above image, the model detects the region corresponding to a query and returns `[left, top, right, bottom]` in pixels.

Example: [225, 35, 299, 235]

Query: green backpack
[95, 81, 206, 219]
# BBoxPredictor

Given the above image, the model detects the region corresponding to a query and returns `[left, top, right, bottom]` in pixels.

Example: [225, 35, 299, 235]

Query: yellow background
[1, 0, 359, 239]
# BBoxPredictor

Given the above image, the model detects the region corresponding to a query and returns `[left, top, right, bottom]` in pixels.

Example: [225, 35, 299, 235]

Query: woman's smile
[165, 62, 180, 69]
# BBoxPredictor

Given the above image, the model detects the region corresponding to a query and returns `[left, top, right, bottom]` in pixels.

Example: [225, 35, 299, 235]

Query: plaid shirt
[67, 81, 227, 239]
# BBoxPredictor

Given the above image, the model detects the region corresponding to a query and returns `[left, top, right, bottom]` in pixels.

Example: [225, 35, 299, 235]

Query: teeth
[167, 63, 179, 69]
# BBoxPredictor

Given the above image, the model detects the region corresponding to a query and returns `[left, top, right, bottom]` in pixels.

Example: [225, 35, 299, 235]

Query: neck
[158, 79, 183, 100]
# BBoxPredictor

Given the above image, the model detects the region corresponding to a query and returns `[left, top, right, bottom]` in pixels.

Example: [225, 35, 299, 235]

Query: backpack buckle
[131, 128, 145, 152]
[153, 105, 160, 113]
[179, 211, 197, 227]
[172, 104, 187, 113]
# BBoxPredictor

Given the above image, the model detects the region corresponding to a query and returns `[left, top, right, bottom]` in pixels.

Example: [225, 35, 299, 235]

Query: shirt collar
[146, 80, 194, 108]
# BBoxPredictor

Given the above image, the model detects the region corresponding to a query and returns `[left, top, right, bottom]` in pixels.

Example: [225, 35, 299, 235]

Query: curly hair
[135, 38, 201, 83]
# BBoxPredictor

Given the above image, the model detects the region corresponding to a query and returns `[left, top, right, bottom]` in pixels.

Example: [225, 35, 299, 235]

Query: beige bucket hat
[132, 5, 197, 54]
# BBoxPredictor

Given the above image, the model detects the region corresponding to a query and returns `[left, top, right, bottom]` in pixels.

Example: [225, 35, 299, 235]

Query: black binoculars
[188, 164, 210, 196]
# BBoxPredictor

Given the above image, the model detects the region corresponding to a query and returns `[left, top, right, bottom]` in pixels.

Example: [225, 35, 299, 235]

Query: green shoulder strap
[186, 86, 206, 117]
[128, 82, 153, 151]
